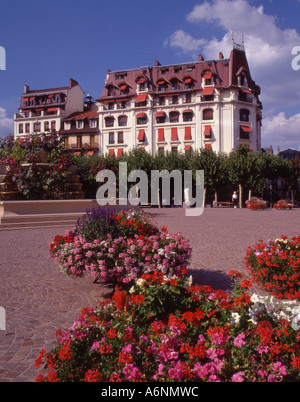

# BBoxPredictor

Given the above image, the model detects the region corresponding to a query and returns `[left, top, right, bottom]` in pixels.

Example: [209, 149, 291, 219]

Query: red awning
[185, 145, 191, 150]
[184, 77, 192, 83]
[137, 77, 146, 84]
[157, 79, 165, 85]
[241, 88, 251, 94]
[119, 84, 127, 90]
[87, 151, 95, 155]
[204, 125, 211, 136]
[138, 130, 145, 141]
[29, 97, 35, 101]
[158, 128, 165, 142]
[109, 149, 115, 156]
[240, 125, 253, 132]
[202, 88, 214, 96]
[23, 97, 29, 101]
[74, 151, 81, 155]
[136, 112, 147, 119]
[47, 107, 59, 112]
[155, 111, 166, 117]
[135, 94, 147, 102]
[185, 126, 192, 140]
[183, 109, 193, 114]
[203, 72, 212, 79]
[171, 127, 178, 141]
[48, 94, 54, 98]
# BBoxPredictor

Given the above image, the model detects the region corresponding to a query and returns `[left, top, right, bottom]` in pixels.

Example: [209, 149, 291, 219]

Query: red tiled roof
[96, 48, 261, 101]
[64, 110, 98, 121]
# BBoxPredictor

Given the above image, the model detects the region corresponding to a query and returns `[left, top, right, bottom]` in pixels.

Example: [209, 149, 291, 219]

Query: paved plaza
[0, 207, 299, 382]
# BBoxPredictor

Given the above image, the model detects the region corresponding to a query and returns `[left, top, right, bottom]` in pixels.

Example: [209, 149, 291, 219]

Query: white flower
[136, 278, 146, 288]
[231, 312, 241, 324]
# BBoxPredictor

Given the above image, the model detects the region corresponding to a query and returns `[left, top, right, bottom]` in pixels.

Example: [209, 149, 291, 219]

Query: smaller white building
[14, 78, 84, 139]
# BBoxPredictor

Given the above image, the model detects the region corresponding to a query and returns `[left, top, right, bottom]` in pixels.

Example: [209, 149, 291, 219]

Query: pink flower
[273, 361, 287, 376]
[121, 344, 133, 354]
[194, 363, 208, 380]
[268, 374, 280, 382]
[123, 364, 142, 381]
[232, 371, 245, 382]
[233, 333, 246, 348]
[153, 364, 165, 380]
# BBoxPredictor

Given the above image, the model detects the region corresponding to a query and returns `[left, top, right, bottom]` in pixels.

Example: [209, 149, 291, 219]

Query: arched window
[203, 108, 214, 120]
[118, 115, 128, 126]
[105, 116, 114, 128]
[183, 110, 193, 122]
[169, 111, 179, 123]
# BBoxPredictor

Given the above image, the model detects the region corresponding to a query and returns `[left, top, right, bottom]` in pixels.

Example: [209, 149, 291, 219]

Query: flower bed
[245, 236, 300, 300]
[50, 208, 191, 284]
[245, 197, 268, 210]
[35, 271, 300, 382]
[273, 200, 293, 210]
[42, 210, 300, 382]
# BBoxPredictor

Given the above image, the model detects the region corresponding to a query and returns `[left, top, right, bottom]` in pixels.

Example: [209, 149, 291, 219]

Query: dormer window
[157, 79, 167, 92]
[238, 73, 248, 87]
[184, 77, 193, 89]
[203, 71, 213, 86]
[90, 119, 97, 128]
[119, 83, 129, 95]
[170, 78, 179, 91]
[106, 84, 115, 97]
[136, 76, 147, 92]
[77, 120, 84, 129]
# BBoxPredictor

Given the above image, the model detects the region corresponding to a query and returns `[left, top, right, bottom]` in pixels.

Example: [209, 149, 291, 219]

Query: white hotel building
[96, 44, 262, 156]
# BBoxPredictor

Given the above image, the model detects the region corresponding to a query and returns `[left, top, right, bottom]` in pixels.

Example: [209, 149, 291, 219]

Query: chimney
[198, 54, 204, 61]
[24, 84, 29, 94]
[155, 60, 161, 66]
[69, 78, 79, 88]
[219, 52, 224, 59]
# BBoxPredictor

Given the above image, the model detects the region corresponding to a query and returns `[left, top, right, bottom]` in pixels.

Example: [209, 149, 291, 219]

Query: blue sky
[0, 0, 300, 151]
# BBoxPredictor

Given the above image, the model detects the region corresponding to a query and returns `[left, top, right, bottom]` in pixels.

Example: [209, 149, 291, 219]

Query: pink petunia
[232, 371, 245, 382]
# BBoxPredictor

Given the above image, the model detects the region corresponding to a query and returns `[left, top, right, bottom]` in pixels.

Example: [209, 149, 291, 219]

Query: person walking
[232, 191, 238, 208]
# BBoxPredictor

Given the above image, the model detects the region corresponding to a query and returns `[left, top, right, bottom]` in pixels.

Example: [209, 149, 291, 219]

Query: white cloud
[165, 0, 300, 149]
[165, 30, 206, 55]
[0, 107, 14, 137]
[166, 0, 300, 108]
[262, 112, 300, 150]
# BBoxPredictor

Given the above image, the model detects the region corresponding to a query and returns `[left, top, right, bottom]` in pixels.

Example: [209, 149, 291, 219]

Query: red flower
[113, 286, 127, 311]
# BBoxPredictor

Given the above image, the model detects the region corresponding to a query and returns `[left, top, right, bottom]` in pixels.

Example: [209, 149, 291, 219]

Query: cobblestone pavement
[0, 207, 299, 382]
